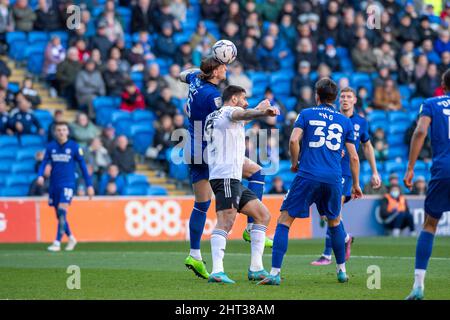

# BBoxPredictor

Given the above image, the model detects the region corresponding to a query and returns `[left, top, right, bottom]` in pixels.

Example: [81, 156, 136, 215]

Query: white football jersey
[204, 106, 246, 180]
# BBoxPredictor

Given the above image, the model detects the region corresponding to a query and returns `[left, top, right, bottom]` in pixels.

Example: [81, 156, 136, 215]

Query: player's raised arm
[231, 100, 279, 121]
[179, 68, 201, 83]
[404, 115, 432, 190]
[74, 145, 95, 199]
[345, 142, 362, 199]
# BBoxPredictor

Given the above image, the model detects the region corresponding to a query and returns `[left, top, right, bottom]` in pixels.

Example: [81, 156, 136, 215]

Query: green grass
[1, 237, 449, 300]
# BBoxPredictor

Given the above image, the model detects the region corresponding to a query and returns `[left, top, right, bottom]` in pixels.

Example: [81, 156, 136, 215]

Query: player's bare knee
[423, 214, 439, 234]
[216, 209, 236, 232]
[242, 158, 261, 179]
[328, 216, 341, 227]
[277, 211, 294, 227]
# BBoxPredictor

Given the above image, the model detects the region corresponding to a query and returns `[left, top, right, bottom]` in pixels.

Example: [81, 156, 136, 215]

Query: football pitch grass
[1, 237, 449, 300]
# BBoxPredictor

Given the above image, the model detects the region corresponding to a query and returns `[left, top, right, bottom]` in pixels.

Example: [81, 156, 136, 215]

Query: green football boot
[242, 229, 274, 248]
[184, 255, 209, 279]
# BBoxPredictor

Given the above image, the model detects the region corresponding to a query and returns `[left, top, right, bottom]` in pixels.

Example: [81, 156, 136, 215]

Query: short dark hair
[443, 68, 450, 92]
[222, 85, 246, 103]
[315, 78, 338, 103]
[54, 121, 69, 128]
[198, 56, 223, 81]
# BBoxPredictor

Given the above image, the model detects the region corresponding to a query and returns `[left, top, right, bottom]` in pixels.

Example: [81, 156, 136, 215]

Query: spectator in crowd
[97, 4, 124, 44]
[259, 0, 283, 22]
[295, 38, 318, 70]
[316, 63, 332, 82]
[373, 79, 402, 111]
[404, 118, 432, 162]
[411, 176, 427, 195]
[86, 137, 111, 176]
[372, 127, 389, 161]
[0, 74, 15, 107]
[131, 0, 156, 34]
[417, 15, 437, 44]
[379, 185, 415, 237]
[47, 109, 64, 142]
[414, 54, 429, 81]
[43, 36, 66, 96]
[355, 86, 371, 113]
[0, 0, 14, 54]
[154, 0, 181, 33]
[173, 113, 185, 130]
[111, 135, 136, 174]
[374, 42, 397, 71]
[373, 66, 391, 89]
[396, 13, 420, 44]
[227, 62, 252, 97]
[398, 54, 416, 85]
[0, 99, 12, 135]
[100, 124, 116, 154]
[29, 163, 50, 196]
[363, 179, 388, 195]
[69, 112, 100, 148]
[109, 46, 131, 74]
[69, 22, 89, 47]
[149, 86, 176, 118]
[9, 93, 44, 135]
[90, 48, 103, 69]
[238, 36, 260, 71]
[295, 86, 315, 113]
[20, 77, 41, 109]
[75, 59, 106, 118]
[263, 87, 287, 117]
[102, 59, 126, 97]
[154, 22, 177, 61]
[201, 0, 221, 21]
[144, 58, 166, 85]
[434, 29, 450, 56]
[137, 31, 156, 62]
[416, 63, 441, 97]
[280, 111, 297, 159]
[439, 51, 450, 75]
[147, 114, 175, 160]
[280, 14, 297, 50]
[12, 0, 36, 32]
[174, 42, 194, 68]
[144, 79, 162, 109]
[105, 181, 120, 196]
[219, 1, 241, 33]
[268, 176, 287, 195]
[292, 61, 313, 99]
[126, 42, 146, 72]
[319, 38, 340, 72]
[56, 47, 82, 109]
[352, 38, 378, 73]
[120, 80, 146, 112]
[74, 39, 91, 64]
[34, 0, 62, 31]
[90, 22, 113, 62]
[164, 64, 189, 100]
[257, 36, 282, 72]
[190, 21, 217, 51]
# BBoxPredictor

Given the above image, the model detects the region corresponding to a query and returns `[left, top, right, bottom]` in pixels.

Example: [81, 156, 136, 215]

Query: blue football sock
[247, 171, 265, 225]
[415, 231, 435, 270]
[189, 200, 211, 250]
[272, 224, 290, 269]
[329, 222, 346, 265]
[56, 208, 67, 242]
[323, 227, 333, 256]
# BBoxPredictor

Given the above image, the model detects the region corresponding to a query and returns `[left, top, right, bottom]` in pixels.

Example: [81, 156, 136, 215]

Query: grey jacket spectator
[75, 59, 106, 112]
[111, 135, 136, 174]
[352, 38, 378, 73]
[11, 0, 36, 32]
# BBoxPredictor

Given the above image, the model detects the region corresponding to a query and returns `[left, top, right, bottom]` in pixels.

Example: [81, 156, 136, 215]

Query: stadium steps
[137, 169, 187, 195]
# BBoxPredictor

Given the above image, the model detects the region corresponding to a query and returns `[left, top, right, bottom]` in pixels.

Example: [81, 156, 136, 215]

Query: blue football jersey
[185, 71, 222, 162]
[420, 95, 450, 180]
[294, 104, 355, 184]
[341, 113, 370, 177]
[38, 139, 93, 188]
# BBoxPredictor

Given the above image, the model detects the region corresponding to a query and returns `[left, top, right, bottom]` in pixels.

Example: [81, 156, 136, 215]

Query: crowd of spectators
[2, 0, 450, 196]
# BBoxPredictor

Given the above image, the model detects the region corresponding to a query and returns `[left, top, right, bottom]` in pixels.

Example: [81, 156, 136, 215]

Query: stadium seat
[388, 146, 408, 159]
[16, 148, 41, 161]
[7, 82, 20, 93]
[132, 110, 155, 123]
[399, 85, 412, 100]
[6, 31, 26, 44]
[0, 136, 18, 148]
[367, 110, 386, 123]
[49, 31, 69, 44]
[111, 110, 132, 124]
[123, 185, 148, 196]
[9, 39, 28, 60]
[27, 53, 45, 75]
[1, 186, 30, 197]
[281, 96, 297, 112]
[5, 174, 35, 187]
[11, 161, 36, 174]
[270, 73, 292, 97]
[387, 133, 404, 146]
[388, 111, 410, 124]
[93, 96, 121, 111]
[147, 186, 168, 196]
[388, 123, 409, 135]
[132, 129, 155, 155]
[410, 97, 425, 111]
[19, 135, 44, 148]
[28, 31, 49, 43]
[278, 160, 291, 173]
[126, 174, 149, 188]
[385, 160, 406, 173]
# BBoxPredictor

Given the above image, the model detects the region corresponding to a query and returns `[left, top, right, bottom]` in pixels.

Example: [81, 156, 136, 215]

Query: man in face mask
[379, 185, 415, 237]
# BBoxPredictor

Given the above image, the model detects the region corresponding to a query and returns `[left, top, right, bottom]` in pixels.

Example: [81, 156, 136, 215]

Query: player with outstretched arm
[205, 85, 279, 284]
[37, 122, 94, 252]
[179, 57, 272, 280]
[311, 87, 381, 266]
[404, 69, 450, 300]
[258, 78, 363, 285]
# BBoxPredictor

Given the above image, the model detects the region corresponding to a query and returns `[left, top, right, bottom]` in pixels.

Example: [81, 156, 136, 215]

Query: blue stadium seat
[361, 160, 384, 174]
[387, 146, 408, 159]
[410, 97, 425, 111]
[174, 32, 191, 45]
[123, 185, 148, 196]
[1, 186, 29, 197]
[281, 96, 297, 111]
[93, 96, 121, 111]
[9, 39, 28, 60]
[19, 135, 44, 147]
[11, 161, 36, 174]
[147, 186, 168, 196]
[126, 173, 149, 188]
[367, 110, 386, 122]
[388, 111, 410, 124]
[111, 110, 132, 124]
[130, 71, 144, 83]
[387, 133, 404, 146]
[114, 118, 134, 137]
[132, 110, 155, 123]
[415, 160, 427, 172]
[6, 31, 26, 44]
[7, 82, 20, 93]
[336, 47, 349, 59]
[399, 85, 412, 100]
[388, 123, 409, 135]
[6, 174, 35, 187]
[385, 160, 406, 173]
[270, 73, 292, 97]
[28, 31, 49, 43]
[0, 136, 18, 148]
[16, 148, 42, 161]
[167, 147, 189, 181]
[27, 53, 44, 75]
[24, 43, 47, 61]
[278, 160, 291, 173]
[34, 109, 53, 123]
[132, 129, 155, 155]
[49, 31, 69, 44]
[0, 149, 16, 162]
[369, 120, 388, 132]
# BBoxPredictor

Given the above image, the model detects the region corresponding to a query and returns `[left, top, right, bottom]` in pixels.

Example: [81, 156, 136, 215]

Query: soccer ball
[212, 40, 237, 64]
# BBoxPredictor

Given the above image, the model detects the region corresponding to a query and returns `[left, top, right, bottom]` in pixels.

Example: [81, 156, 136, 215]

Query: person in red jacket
[120, 80, 145, 112]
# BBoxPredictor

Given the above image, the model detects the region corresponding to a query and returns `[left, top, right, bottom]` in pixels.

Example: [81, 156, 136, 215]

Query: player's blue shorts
[280, 176, 342, 220]
[189, 163, 209, 184]
[424, 178, 450, 220]
[49, 186, 74, 208]
[342, 175, 352, 204]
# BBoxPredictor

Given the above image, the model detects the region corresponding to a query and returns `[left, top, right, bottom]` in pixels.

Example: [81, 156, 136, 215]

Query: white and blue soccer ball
[212, 40, 237, 64]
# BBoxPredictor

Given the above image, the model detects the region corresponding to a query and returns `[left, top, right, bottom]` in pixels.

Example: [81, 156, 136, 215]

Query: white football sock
[211, 229, 228, 274]
[413, 269, 426, 289]
[337, 263, 346, 273]
[246, 223, 254, 233]
[189, 249, 202, 261]
[250, 224, 267, 272]
[345, 233, 350, 243]
[270, 267, 280, 276]
[393, 228, 401, 237]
